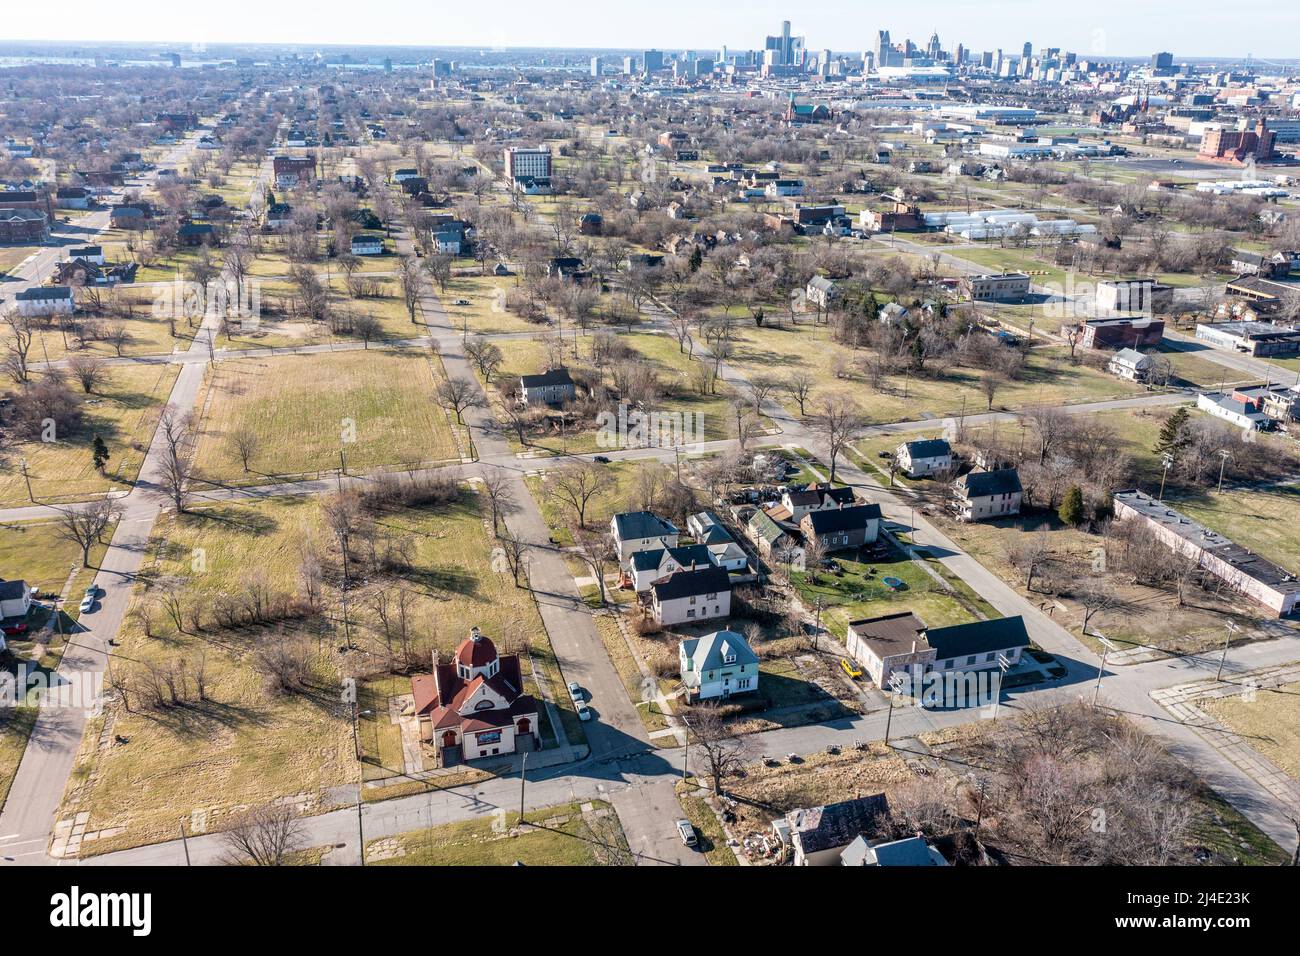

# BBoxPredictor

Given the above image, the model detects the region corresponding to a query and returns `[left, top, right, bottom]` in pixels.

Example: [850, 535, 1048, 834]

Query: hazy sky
[4, 0, 1297, 59]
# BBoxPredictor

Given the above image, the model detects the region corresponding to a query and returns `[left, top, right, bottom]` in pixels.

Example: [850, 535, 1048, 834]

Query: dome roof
[456, 627, 498, 668]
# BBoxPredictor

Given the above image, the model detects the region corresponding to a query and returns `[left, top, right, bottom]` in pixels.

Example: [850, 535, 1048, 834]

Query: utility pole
[680, 716, 691, 782]
[1216, 622, 1238, 682]
[519, 752, 528, 826]
[356, 798, 365, 867]
[883, 675, 898, 747]
[1216, 448, 1231, 493]
[20, 458, 32, 502]
[1092, 644, 1109, 707]
[1158, 453, 1173, 501]
[179, 819, 191, 866]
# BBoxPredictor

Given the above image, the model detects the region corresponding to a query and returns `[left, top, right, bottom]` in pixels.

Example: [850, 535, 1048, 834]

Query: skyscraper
[643, 49, 664, 73]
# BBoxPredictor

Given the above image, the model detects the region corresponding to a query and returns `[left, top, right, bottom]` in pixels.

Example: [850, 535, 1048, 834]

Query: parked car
[84, 585, 99, 599]
[78, 595, 95, 613]
[676, 819, 697, 847]
[593, 455, 611, 464]
[567, 681, 584, 702]
[576, 701, 592, 722]
[2, 622, 28, 636]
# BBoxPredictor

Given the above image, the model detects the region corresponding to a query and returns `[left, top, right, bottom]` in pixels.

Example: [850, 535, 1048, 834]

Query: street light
[1216, 448, 1231, 493]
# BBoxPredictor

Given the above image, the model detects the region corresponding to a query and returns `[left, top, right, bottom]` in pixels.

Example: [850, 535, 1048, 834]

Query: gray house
[679, 629, 759, 701]
[520, 367, 576, 406]
[800, 503, 882, 552]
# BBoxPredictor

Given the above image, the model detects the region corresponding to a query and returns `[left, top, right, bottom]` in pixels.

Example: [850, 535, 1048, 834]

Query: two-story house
[679, 629, 759, 702]
[650, 566, 730, 626]
[895, 438, 953, 478]
[951, 469, 1022, 521]
[519, 367, 576, 406]
[800, 503, 882, 553]
[611, 511, 679, 562]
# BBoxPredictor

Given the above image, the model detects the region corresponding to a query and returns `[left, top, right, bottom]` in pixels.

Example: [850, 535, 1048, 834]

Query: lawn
[440, 274, 551, 335]
[791, 540, 995, 641]
[1171, 485, 1300, 577]
[59, 488, 578, 855]
[1201, 681, 1300, 783]
[191, 348, 462, 483]
[0, 361, 180, 506]
[366, 800, 630, 865]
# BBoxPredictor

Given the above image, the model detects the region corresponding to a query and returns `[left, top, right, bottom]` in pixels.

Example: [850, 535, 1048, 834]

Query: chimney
[431, 648, 439, 670]
[470, 626, 483, 644]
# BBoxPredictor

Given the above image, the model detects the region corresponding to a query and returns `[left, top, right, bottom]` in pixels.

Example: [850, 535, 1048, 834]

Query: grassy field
[60, 488, 580, 855]
[366, 800, 630, 865]
[440, 274, 551, 335]
[0, 361, 180, 506]
[722, 322, 1142, 424]
[1201, 682, 1300, 782]
[1171, 485, 1300, 577]
[191, 348, 462, 482]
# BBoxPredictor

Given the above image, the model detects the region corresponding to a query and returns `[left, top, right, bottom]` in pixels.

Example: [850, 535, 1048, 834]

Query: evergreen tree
[1154, 407, 1190, 458]
[1059, 485, 1086, 527]
[92, 434, 109, 473]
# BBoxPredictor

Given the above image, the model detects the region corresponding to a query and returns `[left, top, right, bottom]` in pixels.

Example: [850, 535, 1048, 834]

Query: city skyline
[2, 0, 1299, 60]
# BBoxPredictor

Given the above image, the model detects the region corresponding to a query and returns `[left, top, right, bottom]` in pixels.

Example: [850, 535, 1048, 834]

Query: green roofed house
[679, 629, 759, 702]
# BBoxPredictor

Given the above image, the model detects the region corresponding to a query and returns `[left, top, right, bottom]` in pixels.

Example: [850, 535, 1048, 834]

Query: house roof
[785, 484, 856, 509]
[630, 543, 712, 573]
[788, 794, 890, 855]
[803, 503, 882, 534]
[0, 579, 29, 600]
[900, 438, 951, 459]
[651, 565, 730, 602]
[680, 630, 759, 670]
[1112, 347, 1151, 367]
[925, 615, 1029, 659]
[612, 511, 678, 540]
[748, 509, 789, 545]
[15, 286, 73, 300]
[520, 367, 574, 389]
[848, 611, 930, 658]
[841, 834, 946, 866]
[957, 468, 1022, 498]
[411, 649, 536, 731]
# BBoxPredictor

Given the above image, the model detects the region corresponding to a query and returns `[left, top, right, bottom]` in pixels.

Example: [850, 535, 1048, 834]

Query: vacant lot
[59, 489, 576, 855]
[1202, 682, 1300, 783]
[0, 362, 180, 506]
[366, 800, 630, 865]
[191, 348, 461, 482]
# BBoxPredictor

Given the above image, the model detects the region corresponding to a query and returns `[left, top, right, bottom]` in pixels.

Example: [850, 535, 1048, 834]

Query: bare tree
[685, 705, 748, 794]
[480, 470, 516, 535]
[498, 527, 528, 588]
[3, 311, 34, 384]
[53, 499, 123, 567]
[575, 529, 617, 605]
[227, 426, 260, 473]
[434, 377, 485, 424]
[66, 354, 109, 394]
[547, 461, 614, 530]
[219, 804, 305, 866]
[810, 396, 867, 483]
[784, 370, 815, 416]
[156, 406, 194, 513]
[352, 312, 382, 348]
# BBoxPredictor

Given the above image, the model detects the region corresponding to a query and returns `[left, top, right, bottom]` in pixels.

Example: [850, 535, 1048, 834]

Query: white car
[576, 701, 592, 721]
[78, 595, 95, 613]
[567, 681, 583, 703]
[676, 819, 697, 846]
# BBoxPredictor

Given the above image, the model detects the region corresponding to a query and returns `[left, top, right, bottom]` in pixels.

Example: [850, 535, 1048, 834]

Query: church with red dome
[411, 627, 540, 766]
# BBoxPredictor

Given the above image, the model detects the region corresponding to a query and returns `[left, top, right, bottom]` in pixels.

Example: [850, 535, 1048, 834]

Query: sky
[3, 0, 1298, 60]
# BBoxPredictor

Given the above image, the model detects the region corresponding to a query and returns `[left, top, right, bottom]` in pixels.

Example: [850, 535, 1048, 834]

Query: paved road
[0, 150, 271, 865]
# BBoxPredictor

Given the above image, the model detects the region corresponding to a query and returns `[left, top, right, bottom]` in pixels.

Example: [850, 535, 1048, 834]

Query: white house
[351, 234, 385, 256]
[625, 544, 713, 593]
[679, 630, 759, 702]
[951, 468, 1022, 521]
[895, 438, 953, 478]
[781, 794, 891, 866]
[1197, 389, 1271, 430]
[686, 511, 748, 572]
[14, 286, 75, 317]
[0, 579, 33, 620]
[846, 612, 1029, 689]
[650, 566, 730, 626]
[1108, 347, 1154, 382]
[611, 511, 679, 562]
[841, 834, 948, 866]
